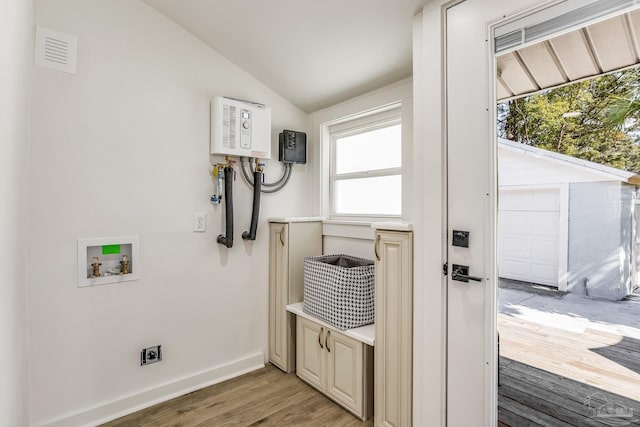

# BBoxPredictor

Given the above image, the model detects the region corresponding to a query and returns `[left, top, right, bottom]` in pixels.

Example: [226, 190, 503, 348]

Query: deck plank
[499, 311, 640, 427]
[499, 314, 640, 402]
[498, 394, 575, 427]
[500, 359, 640, 412]
[499, 376, 612, 426]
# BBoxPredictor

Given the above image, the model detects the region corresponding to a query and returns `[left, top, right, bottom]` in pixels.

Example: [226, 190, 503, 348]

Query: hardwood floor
[104, 296, 640, 426]
[101, 365, 372, 427]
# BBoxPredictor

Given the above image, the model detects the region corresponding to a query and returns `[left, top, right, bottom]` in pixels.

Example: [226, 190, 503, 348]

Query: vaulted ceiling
[143, 1, 640, 110]
[144, 0, 424, 112]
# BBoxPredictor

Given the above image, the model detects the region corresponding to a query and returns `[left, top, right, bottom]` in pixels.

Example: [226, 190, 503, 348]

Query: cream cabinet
[296, 316, 325, 390]
[374, 229, 413, 427]
[296, 316, 373, 420]
[268, 219, 322, 373]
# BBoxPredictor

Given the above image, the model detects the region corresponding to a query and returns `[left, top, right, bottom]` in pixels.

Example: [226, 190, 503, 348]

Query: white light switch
[193, 212, 206, 232]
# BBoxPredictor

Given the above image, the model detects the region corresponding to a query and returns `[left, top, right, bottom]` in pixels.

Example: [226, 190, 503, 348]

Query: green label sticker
[102, 244, 121, 255]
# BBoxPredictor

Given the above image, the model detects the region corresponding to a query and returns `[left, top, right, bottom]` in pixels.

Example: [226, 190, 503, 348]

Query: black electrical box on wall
[279, 130, 307, 164]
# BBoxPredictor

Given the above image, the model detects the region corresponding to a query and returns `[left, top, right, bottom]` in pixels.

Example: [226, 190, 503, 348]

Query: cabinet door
[375, 230, 413, 427]
[296, 317, 325, 391]
[326, 329, 363, 418]
[269, 223, 290, 371]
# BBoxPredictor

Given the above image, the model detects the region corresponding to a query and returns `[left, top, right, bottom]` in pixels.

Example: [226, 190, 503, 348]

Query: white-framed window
[328, 105, 402, 219]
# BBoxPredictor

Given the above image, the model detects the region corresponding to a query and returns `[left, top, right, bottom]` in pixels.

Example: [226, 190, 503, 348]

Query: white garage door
[498, 189, 560, 287]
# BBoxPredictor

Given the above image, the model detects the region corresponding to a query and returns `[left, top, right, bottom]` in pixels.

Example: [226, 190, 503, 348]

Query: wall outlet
[193, 212, 206, 232]
[140, 345, 162, 366]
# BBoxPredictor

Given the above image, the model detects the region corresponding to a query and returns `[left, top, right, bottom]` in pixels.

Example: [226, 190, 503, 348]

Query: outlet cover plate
[193, 212, 206, 232]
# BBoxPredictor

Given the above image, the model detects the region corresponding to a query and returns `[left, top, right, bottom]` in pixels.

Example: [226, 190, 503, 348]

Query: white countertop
[286, 302, 375, 347]
[322, 219, 373, 227]
[268, 217, 325, 223]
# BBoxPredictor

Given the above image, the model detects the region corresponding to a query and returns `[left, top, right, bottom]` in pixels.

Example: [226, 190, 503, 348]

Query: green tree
[498, 68, 640, 173]
[606, 96, 640, 132]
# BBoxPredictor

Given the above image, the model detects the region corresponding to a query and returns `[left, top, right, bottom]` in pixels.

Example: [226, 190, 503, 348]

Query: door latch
[451, 264, 483, 283]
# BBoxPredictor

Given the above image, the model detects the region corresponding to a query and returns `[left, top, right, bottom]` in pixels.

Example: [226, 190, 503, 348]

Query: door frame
[633, 198, 640, 289]
[498, 184, 569, 290]
[413, 0, 611, 425]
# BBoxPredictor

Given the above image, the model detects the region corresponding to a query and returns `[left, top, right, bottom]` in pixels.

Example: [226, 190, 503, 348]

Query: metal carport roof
[497, 7, 640, 101]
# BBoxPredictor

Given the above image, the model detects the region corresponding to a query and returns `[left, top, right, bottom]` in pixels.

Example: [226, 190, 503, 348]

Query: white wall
[309, 78, 413, 220]
[322, 223, 376, 260]
[29, 1, 311, 425]
[0, 0, 32, 425]
[309, 79, 413, 259]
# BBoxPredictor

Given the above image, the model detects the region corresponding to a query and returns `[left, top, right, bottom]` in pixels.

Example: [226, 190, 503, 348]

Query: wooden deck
[499, 314, 640, 426]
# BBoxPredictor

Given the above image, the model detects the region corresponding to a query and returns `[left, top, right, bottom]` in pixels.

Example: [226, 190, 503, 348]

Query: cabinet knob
[318, 327, 324, 349]
[279, 226, 285, 246]
[374, 234, 381, 261]
[326, 330, 331, 352]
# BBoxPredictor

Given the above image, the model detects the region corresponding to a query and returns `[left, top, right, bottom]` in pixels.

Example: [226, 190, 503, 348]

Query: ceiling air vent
[34, 27, 77, 74]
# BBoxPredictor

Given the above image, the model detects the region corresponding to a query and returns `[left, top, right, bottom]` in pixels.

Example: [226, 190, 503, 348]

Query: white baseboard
[34, 353, 265, 427]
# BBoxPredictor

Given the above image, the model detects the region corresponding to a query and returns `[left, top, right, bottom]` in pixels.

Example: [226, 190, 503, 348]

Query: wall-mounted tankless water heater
[211, 97, 272, 159]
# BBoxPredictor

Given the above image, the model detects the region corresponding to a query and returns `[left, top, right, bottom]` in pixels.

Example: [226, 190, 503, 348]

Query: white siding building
[498, 138, 640, 300]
